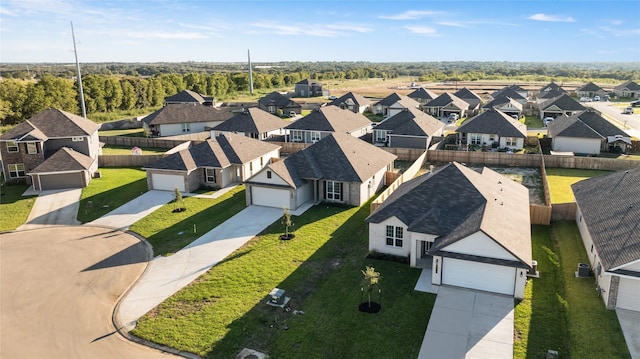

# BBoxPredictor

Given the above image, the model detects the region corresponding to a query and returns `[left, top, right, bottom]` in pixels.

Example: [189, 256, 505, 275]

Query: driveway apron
[87, 190, 175, 230]
[17, 188, 82, 230]
[418, 286, 514, 359]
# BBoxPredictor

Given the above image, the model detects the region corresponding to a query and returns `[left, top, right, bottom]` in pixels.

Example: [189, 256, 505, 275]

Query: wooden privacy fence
[542, 155, 640, 171]
[370, 150, 428, 213]
[530, 204, 552, 225]
[379, 147, 429, 161]
[551, 203, 578, 221]
[427, 150, 542, 167]
[99, 155, 163, 167]
[100, 136, 190, 149]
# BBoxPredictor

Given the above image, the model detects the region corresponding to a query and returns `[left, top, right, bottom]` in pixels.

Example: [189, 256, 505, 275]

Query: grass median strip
[0, 184, 37, 231]
[77, 168, 148, 223]
[129, 186, 246, 256]
[132, 203, 435, 358]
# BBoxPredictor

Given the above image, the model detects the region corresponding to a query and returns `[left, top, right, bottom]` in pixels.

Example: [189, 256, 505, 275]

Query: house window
[268, 105, 276, 114]
[72, 136, 84, 142]
[205, 168, 215, 183]
[374, 130, 387, 143]
[27, 142, 38, 154]
[267, 171, 272, 179]
[489, 134, 496, 142]
[310, 131, 321, 143]
[291, 130, 303, 142]
[8, 164, 25, 178]
[505, 137, 517, 146]
[249, 161, 253, 172]
[385, 225, 404, 247]
[470, 133, 482, 145]
[182, 123, 191, 132]
[326, 181, 342, 201]
[6, 141, 18, 152]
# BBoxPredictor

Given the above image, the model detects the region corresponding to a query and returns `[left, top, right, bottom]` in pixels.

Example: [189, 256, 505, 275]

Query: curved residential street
[0, 226, 175, 358]
[584, 101, 640, 138]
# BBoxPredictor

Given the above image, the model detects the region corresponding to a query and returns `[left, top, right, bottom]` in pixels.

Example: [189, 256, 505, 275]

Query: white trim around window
[27, 142, 38, 154]
[385, 225, 404, 247]
[310, 131, 321, 143]
[72, 136, 84, 142]
[6, 141, 18, 152]
[8, 163, 26, 178]
[205, 168, 216, 183]
[325, 180, 342, 201]
[182, 123, 191, 132]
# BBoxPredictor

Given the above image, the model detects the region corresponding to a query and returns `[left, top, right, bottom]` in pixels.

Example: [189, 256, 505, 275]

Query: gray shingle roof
[211, 108, 289, 134]
[366, 162, 531, 267]
[614, 81, 640, 91]
[408, 87, 438, 101]
[483, 96, 523, 111]
[572, 167, 640, 271]
[258, 92, 301, 109]
[144, 132, 280, 172]
[0, 108, 99, 141]
[456, 108, 527, 138]
[540, 82, 567, 93]
[329, 92, 372, 108]
[454, 87, 483, 107]
[538, 89, 567, 100]
[164, 90, 206, 104]
[374, 107, 444, 137]
[143, 103, 234, 125]
[373, 93, 402, 107]
[424, 92, 469, 110]
[259, 133, 396, 188]
[29, 147, 94, 173]
[540, 94, 586, 111]
[284, 105, 371, 133]
[548, 110, 629, 139]
[576, 82, 604, 93]
[491, 87, 526, 101]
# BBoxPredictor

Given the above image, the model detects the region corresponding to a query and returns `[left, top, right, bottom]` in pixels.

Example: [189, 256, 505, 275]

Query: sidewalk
[116, 202, 313, 330]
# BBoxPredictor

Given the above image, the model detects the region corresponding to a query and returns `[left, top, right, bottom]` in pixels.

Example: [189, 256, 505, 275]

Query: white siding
[249, 167, 289, 186]
[368, 217, 410, 257]
[620, 260, 640, 272]
[440, 231, 519, 261]
[552, 136, 601, 155]
[359, 167, 388, 205]
[160, 121, 222, 136]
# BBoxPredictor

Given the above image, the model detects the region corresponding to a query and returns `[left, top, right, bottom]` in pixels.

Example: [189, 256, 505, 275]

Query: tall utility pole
[71, 21, 87, 119]
[248, 49, 254, 95]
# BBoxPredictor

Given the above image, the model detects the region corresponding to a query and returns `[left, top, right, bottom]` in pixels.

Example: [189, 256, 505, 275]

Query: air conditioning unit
[577, 263, 590, 277]
[235, 348, 266, 359]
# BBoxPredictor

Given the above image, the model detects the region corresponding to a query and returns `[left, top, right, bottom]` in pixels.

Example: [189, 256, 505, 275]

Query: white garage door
[617, 277, 640, 311]
[151, 173, 185, 192]
[442, 258, 516, 296]
[251, 186, 291, 208]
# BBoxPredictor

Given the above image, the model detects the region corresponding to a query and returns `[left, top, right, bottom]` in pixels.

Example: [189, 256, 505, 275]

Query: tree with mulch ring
[279, 207, 295, 240]
[359, 266, 381, 313]
[172, 187, 186, 213]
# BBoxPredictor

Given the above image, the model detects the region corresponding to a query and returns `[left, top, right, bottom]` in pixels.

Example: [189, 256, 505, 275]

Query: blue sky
[1, 0, 639, 63]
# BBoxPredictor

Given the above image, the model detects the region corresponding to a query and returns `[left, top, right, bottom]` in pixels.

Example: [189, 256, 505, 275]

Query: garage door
[151, 173, 185, 192]
[617, 277, 640, 311]
[442, 258, 516, 295]
[39, 172, 84, 190]
[251, 186, 291, 208]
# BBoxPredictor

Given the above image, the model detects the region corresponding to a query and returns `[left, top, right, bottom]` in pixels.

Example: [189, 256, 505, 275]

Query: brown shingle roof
[29, 147, 94, 173]
[143, 103, 234, 125]
[284, 105, 371, 133]
[212, 108, 289, 134]
[0, 108, 99, 141]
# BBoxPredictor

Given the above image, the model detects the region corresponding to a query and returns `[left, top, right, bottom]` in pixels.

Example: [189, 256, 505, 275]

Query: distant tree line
[1, 61, 639, 125]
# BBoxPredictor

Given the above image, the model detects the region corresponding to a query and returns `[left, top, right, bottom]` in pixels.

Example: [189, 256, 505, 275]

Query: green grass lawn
[77, 168, 148, 223]
[101, 145, 167, 155]
[132, 203, 435, 358]
[514, 223, 630, 359]
[545, 168, 609, 204]
[0, 184, 37, 231]
[98, 128, 146, 137]
[524, 116, 544, 128]
[129, 186, 247, 256]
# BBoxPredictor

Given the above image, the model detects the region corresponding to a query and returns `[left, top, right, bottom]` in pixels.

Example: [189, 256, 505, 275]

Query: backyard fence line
[551, 203, 578, 222]
[99, 155, 164, 167]
[370, 150, 428, 214]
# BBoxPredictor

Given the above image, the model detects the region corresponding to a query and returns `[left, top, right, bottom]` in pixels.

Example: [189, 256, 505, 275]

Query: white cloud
[326, 24, 373, 33]
[435, 21, 467, 28]
[380, 10, 442, 20]
[118, 30, 208, 40]
[0, 6, 18, 16]
[610, 19, 623, 25]
[404, 25, 438, 36]
[251, 21, 372, 37]
[527, 13, 575, 22]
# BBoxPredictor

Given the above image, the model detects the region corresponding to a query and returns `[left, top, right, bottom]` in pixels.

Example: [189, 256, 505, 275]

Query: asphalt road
[0, 226, 175, 358]
[584, 101, 640, 137]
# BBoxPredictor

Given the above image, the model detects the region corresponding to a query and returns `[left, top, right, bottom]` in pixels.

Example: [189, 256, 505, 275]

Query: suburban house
[372, 107, 445, 149]
[366, 162, 532, 298]
[407, 87, 438, 105]
[258, 92, 302, 116]
[294, 79, 324, 97]
[490, 87, 528, 105]
[143, 132, 281, 192]
[539, 82, 567, 95]
[456, 108, 527, 151]
[482, 96, 524, 119]
[454, 87, 483, 116]
[142, 103, 234, 137]
[210, 107, 289, 140]
[537, 89, 567, 100]
[0, 108, 100, 190]
[538, 94, 586, 119]
[547, 110, 631, 155]
[244, 132, 396, 209]
[575, 82, 607, 99]
[422, 92, 469, 119]
[371, 93, 419, 117]
[493, 84, 528, 100]
[329, 92, 372, 113]
[284, 105, 371, 143]
[572, 167, 640, 312]
[613, 81, 640, 99]
[164, 89, 215, 106]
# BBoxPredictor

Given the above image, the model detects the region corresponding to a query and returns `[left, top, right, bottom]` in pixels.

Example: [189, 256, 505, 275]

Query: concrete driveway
[117, 203, 312, 330]
[418, 286, 514, 359]
[617, 309, 640, 359]
[0, 226, 175, 358]
[87, 190, 175, 230]
[17, 188, 82, 230]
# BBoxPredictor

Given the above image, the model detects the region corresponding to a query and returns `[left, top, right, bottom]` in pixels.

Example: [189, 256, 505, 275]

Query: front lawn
[132, 204, 435, 358]
[0, 184, 37, 231]
[514, 223, 630, 358]
[77, 168, 148, 223]
[545, 168, 609, 204]
[129, 186, 247, 256]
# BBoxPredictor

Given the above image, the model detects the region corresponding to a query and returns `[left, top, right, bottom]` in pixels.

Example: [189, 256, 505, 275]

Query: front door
[421, 240, 432, 256]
